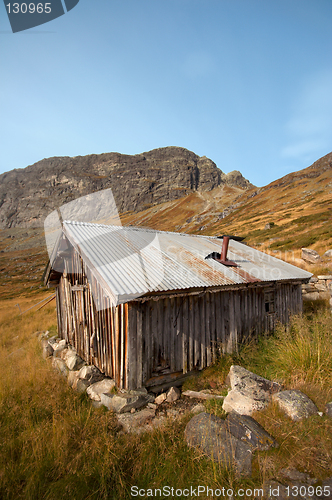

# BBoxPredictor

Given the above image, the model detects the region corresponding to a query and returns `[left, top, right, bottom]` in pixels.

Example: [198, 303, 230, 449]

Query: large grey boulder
[225, 411, 278, 451]
[226, 365, 282, 393]
[223, 390, 268, 415]
[301, 248, 321, 264]
[272, 390, 319, 421]
[184, 412, 252, 477]
[100, 391, 154, 413]
[223, 365, 281, 415]
[86, 378, 116, 401]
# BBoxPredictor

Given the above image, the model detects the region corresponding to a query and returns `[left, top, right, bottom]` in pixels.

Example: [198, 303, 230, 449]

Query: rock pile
[41, 334, 332, 487]
[41, 333, 196, 433]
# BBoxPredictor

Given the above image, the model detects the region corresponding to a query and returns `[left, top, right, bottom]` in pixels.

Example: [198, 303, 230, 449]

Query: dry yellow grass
[1, 295, 332, 499]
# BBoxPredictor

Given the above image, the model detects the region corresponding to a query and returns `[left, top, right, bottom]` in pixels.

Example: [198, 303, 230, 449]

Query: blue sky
[1, 0, 331, 187]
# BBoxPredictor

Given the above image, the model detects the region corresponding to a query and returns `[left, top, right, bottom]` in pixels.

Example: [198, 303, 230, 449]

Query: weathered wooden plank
[182, 296, 189, 374]
[170, 297, 176, 372]
[123, 303, 129, 389]
[151, 299, 158, 373]
[144, 301, 151, 384]
[162, 298, 168, 369]
[113, 305, 119, 386]
[119, 304, 124, 389]
[210, 291, 216, 362]
[127, 303, 137, 390]
[228, 293, 235, 353]
[188, 295, 194, 371]
[215, 290, 222, 352]
[101, 296, 108, 374]
[145, 370, 198, 390]
[222, 291, 228, 354]
[193, 296, 200, 369]
[175, 296, 182, 371]
[206, 292, 211, 367]
[103, 302, 110, 377]
[200, 294, 206, 369]
[137, 306, 143, 388]
[110, 305, 116, 379]
[55, 287, 62, 339]
[157, 299, 164, 369]
[85, 284, 92, 364]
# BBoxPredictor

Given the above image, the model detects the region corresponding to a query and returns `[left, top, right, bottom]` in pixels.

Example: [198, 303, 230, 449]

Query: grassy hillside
[206, 152, 332, 255]
[120, 184, 245, 233]
[0, 227, 47, 300]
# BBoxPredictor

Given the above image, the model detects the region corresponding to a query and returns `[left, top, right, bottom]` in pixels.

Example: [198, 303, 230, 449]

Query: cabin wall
[126, 282, 303, 390]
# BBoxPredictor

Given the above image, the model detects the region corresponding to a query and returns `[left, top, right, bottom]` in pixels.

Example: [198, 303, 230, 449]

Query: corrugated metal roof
[61, 221, 312, 305]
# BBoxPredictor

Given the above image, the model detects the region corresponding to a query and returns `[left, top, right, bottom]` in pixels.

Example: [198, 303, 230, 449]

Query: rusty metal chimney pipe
[221, 236, 230, 262]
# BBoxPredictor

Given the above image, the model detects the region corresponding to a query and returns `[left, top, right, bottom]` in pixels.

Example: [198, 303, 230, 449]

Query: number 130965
[6, 3, 51, 14]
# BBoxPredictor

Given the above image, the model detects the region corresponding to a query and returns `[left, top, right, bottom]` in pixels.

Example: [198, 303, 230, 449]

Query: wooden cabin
[44, 221, 311, 391]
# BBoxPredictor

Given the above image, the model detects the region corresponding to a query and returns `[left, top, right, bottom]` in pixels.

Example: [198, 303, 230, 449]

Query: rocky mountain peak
[224, 170, 254, 189]
[0, 147, 253, 229]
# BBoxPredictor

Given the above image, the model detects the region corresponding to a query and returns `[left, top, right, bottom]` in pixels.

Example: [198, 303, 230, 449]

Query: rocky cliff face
[0, 146, 253, 229]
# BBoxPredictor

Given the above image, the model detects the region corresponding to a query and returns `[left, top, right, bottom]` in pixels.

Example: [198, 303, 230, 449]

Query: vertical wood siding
[126, 283, 303, 389]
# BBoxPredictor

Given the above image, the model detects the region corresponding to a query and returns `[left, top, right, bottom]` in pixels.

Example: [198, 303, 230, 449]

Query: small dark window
[264, 290, 275, 314]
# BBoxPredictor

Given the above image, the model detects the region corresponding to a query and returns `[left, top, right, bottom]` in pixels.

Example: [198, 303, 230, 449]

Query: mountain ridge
[0, 146, 253, 229]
